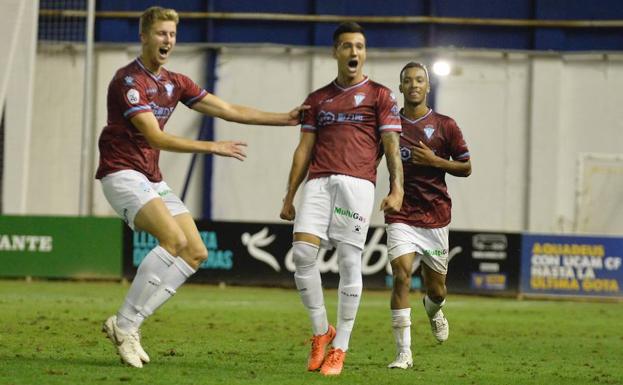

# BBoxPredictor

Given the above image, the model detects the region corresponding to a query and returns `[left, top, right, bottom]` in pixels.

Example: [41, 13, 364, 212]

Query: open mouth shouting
[158, 46, 171, 60]
[347, 59, 359, 72]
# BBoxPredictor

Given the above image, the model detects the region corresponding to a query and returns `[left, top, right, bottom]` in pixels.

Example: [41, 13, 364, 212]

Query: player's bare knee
[186, 244, 208, 266]
[160, 233, 187, 256]
[428, 287, 446, 303]
[393, 268, 411, 290]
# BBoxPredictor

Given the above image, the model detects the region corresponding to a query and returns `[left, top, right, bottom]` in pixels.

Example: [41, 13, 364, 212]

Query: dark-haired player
[280, 22, 403, 375]
[386, 62, 471, 369]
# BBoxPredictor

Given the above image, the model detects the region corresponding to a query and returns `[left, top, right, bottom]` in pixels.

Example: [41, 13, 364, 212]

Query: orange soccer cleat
[320, 347, 346, 376]
[307, 325, 336, 371]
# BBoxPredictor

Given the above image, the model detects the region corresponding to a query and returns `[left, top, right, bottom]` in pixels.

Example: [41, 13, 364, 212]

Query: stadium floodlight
[432, 60, 452, 76]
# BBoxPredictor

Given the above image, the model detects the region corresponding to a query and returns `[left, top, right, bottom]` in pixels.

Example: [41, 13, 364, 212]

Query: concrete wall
[1, 0, 38, 214]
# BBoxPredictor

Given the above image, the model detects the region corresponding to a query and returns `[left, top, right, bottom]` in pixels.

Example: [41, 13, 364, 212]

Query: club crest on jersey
[124, 76, 134, 86]
[126, 89, 140, 105]
[164, 83, 174, 97]
[391, 104, 400, 116]
[354, 93, 366, 106]
[424, 124, 435, 139]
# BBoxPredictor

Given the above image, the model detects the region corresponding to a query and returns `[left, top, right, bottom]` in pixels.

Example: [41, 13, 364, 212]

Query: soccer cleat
[320, 348, 346, 376]
[307, 325, 336, 371]
[387, 351, 413, 369]
[430, 310, 449, 343]
[102, 315, 143, 368]
[131, 329, 150, 363]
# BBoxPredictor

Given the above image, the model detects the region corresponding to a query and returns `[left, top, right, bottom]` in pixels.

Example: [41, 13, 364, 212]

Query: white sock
[292, 241, 328, 336]
[116, 245, 175, 332]
[423, 294, 446, 319]
[391, 308, 411, 354]
[137, 257, 196, 323]
[333, 243, 362, 352]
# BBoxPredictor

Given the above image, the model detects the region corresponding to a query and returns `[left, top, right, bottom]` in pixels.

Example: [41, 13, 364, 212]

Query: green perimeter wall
[0, 216, 123, 279]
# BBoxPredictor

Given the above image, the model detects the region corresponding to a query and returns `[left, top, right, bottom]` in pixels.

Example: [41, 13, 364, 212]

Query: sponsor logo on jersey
[146, 87, 157, 95]
[124, 76, 134, 86]
[424, 124, 435, 139]
[139, 182, 151, 192]
[126, 89, 140, 105]
[122, 208, 129, 225]
[400, 146, 411, 161]
[148, 101, 175, 120]
[354, 93, 366, 106]
[317, 110, 364, 126]
[337, 112, 364, 122]
[423, 248, 448, 257]
[318, 111, 335, 126]
[158, 188, 172, 197]
[164, 83, 174, 97]
[334, 206, 366, 223]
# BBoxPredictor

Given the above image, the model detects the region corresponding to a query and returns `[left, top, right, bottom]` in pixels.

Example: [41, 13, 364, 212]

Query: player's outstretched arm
[280, 132, 316, 221]
[130, 112, 247, 160]
[191, 93, 309, 126]
[379, 131, 404, 214]
[411, 140, 471, 177]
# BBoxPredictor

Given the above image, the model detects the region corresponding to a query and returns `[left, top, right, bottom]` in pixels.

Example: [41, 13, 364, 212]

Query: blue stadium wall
[41, 0, 623, 50]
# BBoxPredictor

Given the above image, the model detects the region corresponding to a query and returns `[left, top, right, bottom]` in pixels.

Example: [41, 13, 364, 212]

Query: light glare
[432, 60, 451, 76]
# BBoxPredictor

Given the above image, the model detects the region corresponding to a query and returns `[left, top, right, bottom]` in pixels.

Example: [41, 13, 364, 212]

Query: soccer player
[385, 62, 471, 369]
[97, 6, 306, 368]
[279, 22, 404, 376]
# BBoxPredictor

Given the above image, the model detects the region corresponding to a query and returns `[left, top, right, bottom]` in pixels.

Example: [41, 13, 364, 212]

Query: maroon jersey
[386, 109, 470, 228]
[95, 58, 207, 182]
[301, 77, 401, 184]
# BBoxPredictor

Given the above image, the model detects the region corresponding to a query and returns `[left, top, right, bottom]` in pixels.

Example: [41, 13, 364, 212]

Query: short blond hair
[140, 6, 179, 34]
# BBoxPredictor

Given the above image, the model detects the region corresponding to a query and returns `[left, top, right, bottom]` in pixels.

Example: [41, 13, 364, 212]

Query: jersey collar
[135, 57, 163, 82]
[332, 76, 369, 92]
[400, 108, 432, 124]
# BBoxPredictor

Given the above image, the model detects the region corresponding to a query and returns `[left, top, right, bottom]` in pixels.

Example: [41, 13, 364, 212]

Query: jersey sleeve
[376, 87, 402, 133]
[446, 118, 471, 161]
[177, 73, 208, 107]
[111, 76, 152, 119]
[300, 94, 318, 133]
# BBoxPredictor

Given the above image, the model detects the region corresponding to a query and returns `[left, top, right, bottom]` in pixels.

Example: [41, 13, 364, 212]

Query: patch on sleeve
[126, 89, 140, 105]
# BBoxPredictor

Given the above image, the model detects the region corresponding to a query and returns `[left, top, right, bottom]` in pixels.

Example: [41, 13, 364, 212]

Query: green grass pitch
[0, 280, 621, 385]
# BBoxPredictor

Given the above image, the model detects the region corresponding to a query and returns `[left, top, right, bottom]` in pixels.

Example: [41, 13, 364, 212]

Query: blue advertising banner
[124, 221, 391, 289]
[520, 234, 623, 298]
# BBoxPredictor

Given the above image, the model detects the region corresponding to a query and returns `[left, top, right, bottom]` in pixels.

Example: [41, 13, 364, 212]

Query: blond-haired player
[97, 6, 307, 368]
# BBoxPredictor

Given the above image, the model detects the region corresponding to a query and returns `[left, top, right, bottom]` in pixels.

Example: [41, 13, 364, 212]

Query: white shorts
[100, 169, 189, 230]
[294, 175, 374, 249]
[386, 223, 450, 275]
